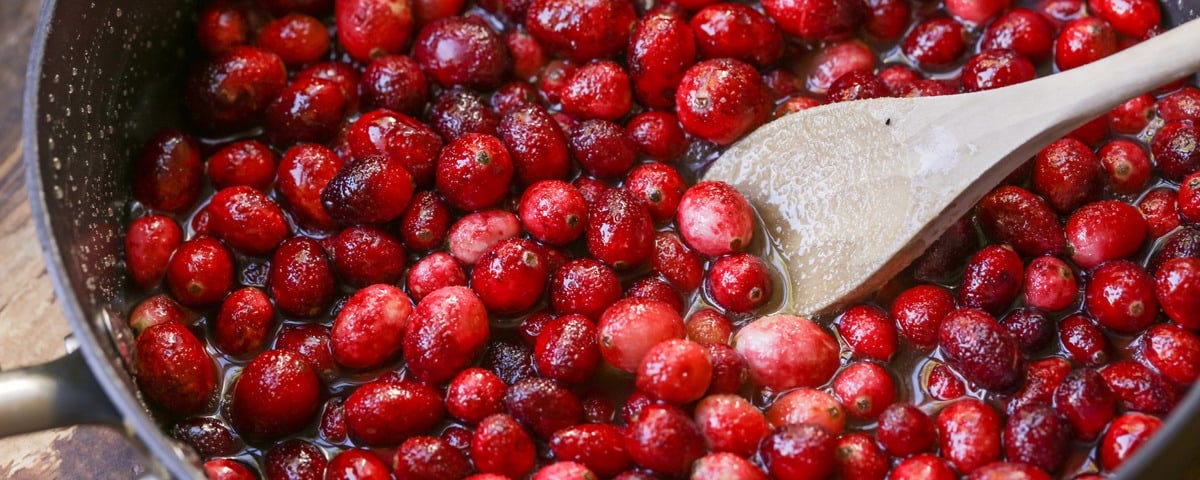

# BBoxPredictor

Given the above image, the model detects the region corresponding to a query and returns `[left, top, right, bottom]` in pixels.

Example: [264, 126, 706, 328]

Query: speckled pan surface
[20, 0, 1200, 478]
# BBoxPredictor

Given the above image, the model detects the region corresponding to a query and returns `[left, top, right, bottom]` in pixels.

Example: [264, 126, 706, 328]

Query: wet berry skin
[436, 133, 514, 212]
[624, 404, 707, 476]
[344, 380, 444, 446]
[760, 423, 838, 480]
[938, 308, 1023, 391]
[936, 398, 1002, 473]
[165, 236, 234, 308]
[734, 314, 839, 390]
[332, 284, 413, 370]
[135, 321, 217, 417]
[676, 58, 771, 145]
[403, 285, 490, 383]
[524, 0, 637, 62]
[229, 349, 321, 440]
[125, 215, 183, 289]
[269, 237, 337, 319]
[184, 46, 287, 132]
[587, 188, 656, 271]
[132, 130, 204, 213]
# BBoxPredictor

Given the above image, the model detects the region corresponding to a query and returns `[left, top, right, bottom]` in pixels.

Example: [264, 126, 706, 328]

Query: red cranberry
[518, 180, 588, 245]
[125, 215, 183, 289]
[676, 59, 771, 145]
[1097, 140, 1152, 194]
[296, 61, 360, 109]
[836, 305, 898, 362]
[760, 423, 838, 480]
[525, 0, 636, 61]
[550, 258, 622, 319]
[327, 226, 407, 287]
[891, 454, 955, 480]
[706, 253, 773, 313]
[208, 186, 289, 256]
[269, 237, 336, 318]
[876, 403, 935, 457]
[1053, 368, 1117, 441]
[327, 449, 390, 480]
[704, 343, 748, 394]
[436, 133, 513, 212]
[415, 17, 510, 89]
[166, 236, 233, 308]
[692, 453, 768, 480]
[506, 30, 546, 79]
[734, 314, 839, 390]
[807, 40, 875, 94]
[677, 181, 755, 257]
[472, 238, 548, 314]
[827, 71, 890, 102]
[345, 380, 443, 446]
[693, 394, 769, 457]
[550, 424, 632, 477]
[1100, 412, 1163, 471]
[1141, 323, 1200, 384]
[504, 378, 584, 439]
[277, 144, 342, 231]
[891, 284, 955, 348]
[653, 233, 706, 293]
[560, 60, 632, 122]
[170, 416, 240, 459]
[1089, 0, 1160, 37]
[331, 284, 412, 370]
[1139, 187, 1182, 238]
[965, 462, 1053, 479]
[570, 119, 638, 179]
[629, 276, 686, 316]
[335, 0, 413, 62]
[1155, 257, 1200, 329]
[430, 88, 500, 141]
[404, 286, 490, 382]
[625, 405, 706, 476]
[832, 362, 895, 419]
[184, 47, 287, 132]
[1001, 307, 1056, 352]
[264, 439, 328, 480]
[499, 105, 571, 185]
[393, 436, 471, 480]
[926, 362, 967, 400]
[1086, 260, 1157, 334]
[230, 349, 320, 440]
[762, 0, 865, 41]
[276, 324, 335, 382]
[214, 287, 275, 357]
[1003, 403, 1069, 473]
[626, 9, 695, 109]
[264, 76, 349, 146]
[1149, 226, 1200, 273]
[1181, 173, 1200, 224]
[1109, 94, 1156, 134]
[624, 162, 687, 223]
[864, 0, 910, 39]
[1066, 200, 1148, 269]
[1101, 360, 1178, 414]
[834, 433, 889, 480]
[257, 14, 328, 67]
[132, 130, 203, 213]
[939, 308, 1023, 391]
[1024, 256, 1078, 312]
[1055, 17, 1118, 70]
[597, 298, 685, 372]
[472, 414, 537, 478]
[1059, 314, 1111, 365]
[587, 188, 655, 270]
[962, 49, 1035, 92]
[958, 245, 1024, 315]
[128, 294, 188, 336]
[690, 3, 784, 67]
[134, 321, 216, 417]
[346, 110, 443, 187]
[1159, 87, 1200, 122]
[1033, 138, 1103, 213]
[535, 314, 601, 384]
[766, 388, 847, 435]
[635, 339, 713, 404]
[626, 112, 687, 162]
[206, 140, 275, 191]
[322, 155, 415, 225]
[403, 254, 464, 301]
[197, 2, 253, 55]
[901, 18, 967, 69]
[936, 398, 1002, 473]
[360, 56, 428, 115]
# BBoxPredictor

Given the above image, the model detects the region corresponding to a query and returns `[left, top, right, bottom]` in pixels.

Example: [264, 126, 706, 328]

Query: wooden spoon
[704, 18, 1200, 317]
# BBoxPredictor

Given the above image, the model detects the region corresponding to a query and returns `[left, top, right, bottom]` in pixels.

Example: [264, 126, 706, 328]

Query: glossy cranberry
[632, 339, 711, 404]
[1002, 307, 1056, 351]
[965, 463, 1053, 480]
[1002, 404, 1069, 473]
[685, 310, 735, 347]
[404, 285, 490, 382]
[1107, 95, 1156, 135]
[1102, 360, 1178, 414]
[703, 343, 748, 394]
[834, 305, 897, 362]
[1055, 17, 1119, 70]
[676, 59, 771, 145]
[891, 454, 956, 480]
[550, 424, 632, 477]
[322, 156, 415, 226]
[525, 0, 636, 61]
[325, 449, 390, 480]
[206, 140, 275, 191]
[760, 423, 837, 480]
[430, 88, 500, 141]
[559, 61, 632, 122]
[343, 380, 443, 446]
[132, 130, 203, 213]
[689, 394, 767, 458]
[735, 314, 839, 390]
[828, 70, 890, 102]
[1066, 200, 1148, 269]
[958, 245, 1024, 315]
[326, 226, 406, 287]
[415, 17, 510, 90]
[807, 40, 875, 94]
[1057, 314, 1110, 366]
[1053, 368, 1117, 441]
[335, 0, 413, 62]
[515, 180, 586, 245]
[1139, 188, 1182, 238]
[833, 362, 895, 420]
[937, 398, 1002, 473]
[264, 439, 328, 480]
[405, 252, 466, 302]
[1149, 226, 1200, 273]
[165, 236, 233, 308]
[472, 414, 537, 478]
[1023, 256, 1078, 312]
[876, 403, 935, 457]
[692, 453, 768, 480]
[275, 324, 335, 382]
[1090, 0, 1161, 37]
[505, 30, 546, 79]
[499, 105, 571, 185]
[230, 350, 320, 440]
[392, 436, 472, 480]
[446, 210, 520, 266]
[1033, 138, 1103, 213]
[317, 397, 347, 444]
[435, 133, 513, 211]
[962, 49, 1035, 92]
[170, 416, 240, 459]
[257, 14, 328, 67]
[677, 181, 755, 257]
[901, 18, 966, 69]
[566, 119, 635, 179]
[626, 111, 688, 162]
[762, 0, 865, 41]
[533, 314, 600, 384]
[213, 287, 274, 357]
[587, 188, 655, 270]
[1101, 412, 1163, 471]
[834, 433, 889, 480]
[891, 284, 955, 348]
[207, 186, 288, 256]
[1086, 260, 1157, 334]
[125, 215, 183, 290]
[197, 2, 253, 55]
[1141, 323, 1200, 384]
[472, 238, 548, 314]
[269, 237, 336, 318]
[547, 258, 620, 319]
[1151, 257, 1200, 330]
[184, 46, 287, 132]
[1154, 120, 1200, 181]
[863, 0, 910, 39]
[705, 253, 773, 313]
[298, 61, 360, 107]
[624, 404, 706, 476]
[945, 0, 1010, 25]
[939, 308, 1023, 390]
[648, 234, 705, 296]
[276, 144, 342, 231]
[504, 378, 585, 439]
[926, 362, 968, 400]
[135, 321, 216, 417]
[360, 56, 428, 116]
[1096, 140, 1153, 194]
[765, 387, 846, 434]
[623, 163, 686, 223]
[128, 294, 189, 336]
[597, 298, 685, 373]
[330, 284, 411, 370]
[1159, 87, 1200, 122]
[691, 3, 783, 67]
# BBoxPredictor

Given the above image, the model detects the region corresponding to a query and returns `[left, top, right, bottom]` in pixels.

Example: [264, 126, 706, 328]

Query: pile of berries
[122, 0, 1200, 478]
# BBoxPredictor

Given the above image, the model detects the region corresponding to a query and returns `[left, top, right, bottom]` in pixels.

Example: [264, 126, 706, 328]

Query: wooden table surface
[0, 1, 148, 478]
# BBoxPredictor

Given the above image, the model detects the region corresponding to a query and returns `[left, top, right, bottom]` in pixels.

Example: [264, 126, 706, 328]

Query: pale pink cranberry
[447, 210, 521, 266]
[406, 252, 468, 301]
[1023, 256, 1078, 312]
[596, 298, 685, 372]
[404, 286, 490, 383]
[693, 394, 770, 457]
[691, 453, 768, 480]
[331, 284, 412, 370]
[677, 181, 755, 257]
[734, 314, 839, 391]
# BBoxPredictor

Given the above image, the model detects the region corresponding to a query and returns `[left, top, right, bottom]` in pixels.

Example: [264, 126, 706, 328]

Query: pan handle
[0, 349, 121, 436]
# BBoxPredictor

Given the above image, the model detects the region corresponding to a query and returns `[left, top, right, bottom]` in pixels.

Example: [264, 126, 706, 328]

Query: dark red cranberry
[876, 403, 935, 457]
[321, 155, 415, 225]
[693, 394, 769, 458]
[766, 388, 847, 435]
[483, 339, 537, 385]
[911, 214, 979, 283]
[939, 308, 1023, 390]
[962, 49, 1035, 92]
[404, 285, 489, 382]
[958, 245, 1024, 315]
[690, 3, 784, 67]
[170, 416, 241, 459]
[197, 2, 253, 55]
[257, 14, 329, 67]
[676, 59, 771, 145]
[762, 0, 866, 41]
[275, 324, 335, 382]
[1066, 200, 1148, 269]
[626, 111, 688, 162]
[214, 287, 275, 357]
[1056, 368, 1119, 442]
[415, 17, 510, 89]
[1055, 17, 1118, 70]
[125, 215, 183, 289]
[207, 185, 289, 256]
[1100, 413, 1163, 471]
[1059, 314, 1111, 365]
[499, 105, 571, 185]
[704, 343, 749, 394]
[1139, 188, 1182, 239]
[597, 298, 685, 373]
[166, 236, 233, 308]
[277, 144, 342, 231]
[506, 30, 546, 79]
[1001, 307, 1055, 352]
[472, 414, 537, 478]
[1150, 226, 1200, 273]
[535, 314, 600, 384]
[331, 284, 412, 370]
[654, 232, 706, 293]
[264, 439, 328, 480]
[360, 55, 428, 115]
[135, 321, 216, 417]
[132, 130, 204, 213]
[760, 423, 837, 480]
[344, 380, 443, 446]
[335, 0, 414, 62]
[1003, 404, 1069, 473]
[1159, 87, 1200, 122]
[346, 110, 443, 187]
[230, 349, 320, 440]
[184, 46, 287, 132]
[936, 398, 1002, 473]
[1101, 360, 1178, 414]
[569, 119, 637, 179]
[326, 226, 406, 287]
[625, 405, 706, 476]
[891, 284, 955, 348]
[978, 184, 1069, 254]
[1032, 138, 1103, 213]
[524, 0, 637, 61]
[827, 71, 889, 102]
[901, 18, 967, 69]
[327, 449, 390, 480]
[734, 314, 839, 390]
[834, 433, 889, 480]
[269, 237, 336, 318]
[1141, 323, 1200, 384]
[587, 188, 655, 270]
[393, 436, 472, 480]
[429, 88, 500, 141]
[1086, 260, 1157, 335]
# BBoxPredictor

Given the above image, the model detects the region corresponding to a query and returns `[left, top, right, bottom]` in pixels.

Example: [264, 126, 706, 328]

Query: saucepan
[10, 0, 1200, 478]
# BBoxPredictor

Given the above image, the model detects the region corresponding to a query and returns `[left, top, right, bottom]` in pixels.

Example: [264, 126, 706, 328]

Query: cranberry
[1053, 368, 1117, 441]
[828, 70, 890, 102]
[550, 258, 622, 319]
[517, 180, 587, 245]
[525, 0, 636, 61]
[269, 237, 336, 318]
[206, 140, 275, 191]
[597, 298, 685, 372]
[277, 144, 343, 231]
[435, 133, 514, 211]
[393, 436, 471, 480]
[326, 226, 406, 287]
[958, 245, 1024, 315]
[214, 287, 275, 357]
[624, 163, 687, 223]
[170, 416, 240, 459]
[901, 18, 966, 69]
[876, 403, 935, 457]
[939, 308, 1023, 390]
[499, 105, 571, 185]
[624, 405, 706, 476]
[982, 11, 1052, 61]
[766, 388, 847, 435]
[1149, 226, 1200, 273]
[1100, 412, 1163, 471]
[1033, 138, 1103, 213]
[135, 321, 216, 417]
[962, 49, 1035, 92]
[1141, 323, 1200, 384]
[625, 9, 695, 109]
[1139, 188, 1182, 238]
[502, 378, 584, 439]
[1180, 173, 1200, 224]
[1153, 120, 1200, 181]
[230, 349, 320, 440]
[535, 314, 601, 384]
[472, 414, 537, 478]
[807, 40, 875, 94]
[327, 449, 390, 480]
[692, 453, 768, 480]
[1086, 260, 1157, 335]
[208, 186, 289, 256]
[863, 0, 910, 39]
[704, 343, 749, 394]
[677, 181, 755, 257]
[945, 0, 1010, 25]
[1109, 95, 1156, 134]
[691, 3, 783, 67]
[331, 284, 412, 370]
[297, 61, 360, 108]
[587, 188, 655, 270]
[926, 362, 968, 400]
[344, 380, 444, 446]
[335, 0, 413, 62]
[936, 398, 1002, 473]
[1089, 0, 1161, 37]
[836, 305, 898, 362]
[275, 324, 335, 381]
[550, 424, 632, 477]
[834, 433, 889, 480]
[264, 439, 328, 480]
[762, 0, 865, 41]
[445, 210, 520, 266]
[318, 397, 347, 444]
[1098, 140, 1153, 193]
[125, 215, 183, 289]
[693, 394, 769, 457]
[891, 284, 955, 348]
[257, 14, 329, 67]
[197, 2, 253, 55]
[1101, 360, 1178, 414]
[132, 130, 203, 213]
[676, 59, 771, 145]
[506, 30, 546, 79]
[1159, 87, 1200, 122]
[1059, 314, 1111, 365]
[891, 454, 955, 480]
[965, 463, 1053, 479]
[559, 61, 632, 122]
[128, 294, 188, 336]
[415, 17, 510, 90]
[184, 47, 287, 132]
[626, 111, 688, 161]
[360, 56, 429, 115]
[832, 362, 895, 419]
[405, 286, 490, 382]
[346, 110, 443, 187]
[683, 310, 731, 346]
[706, 253, 773, 313]
[631, 339, 711, 404]
[1155, 257, 1200, 329]
[1001, 307, 1056, 352]
[1055, 17, 1118, 70]
[322, 156, 415, 225]
[430, 88, 501, 141]
[1023, 256, 1078, 312]
[1003, 404, 1069, 473]
[166, 236, 233, 308]
[735, 314, 839, 390]
[570, 119, 638, 179]
[1066, 200, 1148, 269]
[760, 423, 837, 480]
